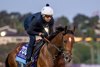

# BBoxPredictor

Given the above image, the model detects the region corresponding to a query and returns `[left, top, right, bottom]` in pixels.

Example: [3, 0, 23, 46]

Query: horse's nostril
[68, 58, 71, 62]
[64, 56, 72, 62]
[66, 57, 68, 59]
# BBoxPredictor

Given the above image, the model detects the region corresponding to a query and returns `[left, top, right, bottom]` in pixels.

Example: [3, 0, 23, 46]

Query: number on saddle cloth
[15, 36, 44, 64]
[16, 43, 28, 64]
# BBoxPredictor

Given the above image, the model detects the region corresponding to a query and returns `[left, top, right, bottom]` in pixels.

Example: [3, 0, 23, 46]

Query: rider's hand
[39, 32, 43, 36]
[39, 32, 45, 38]
[39, 32, 48, 38]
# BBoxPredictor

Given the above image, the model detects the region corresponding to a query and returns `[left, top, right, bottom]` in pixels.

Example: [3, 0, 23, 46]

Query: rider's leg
[32, 40, 45, 61]
[26, 35, 35, 63]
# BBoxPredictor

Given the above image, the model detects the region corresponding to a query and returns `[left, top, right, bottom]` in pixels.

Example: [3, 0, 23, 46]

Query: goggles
[43, 15, 52, 18]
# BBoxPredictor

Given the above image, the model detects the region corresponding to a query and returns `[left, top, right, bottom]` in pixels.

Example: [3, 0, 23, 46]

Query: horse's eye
[64, 40, 67, 43]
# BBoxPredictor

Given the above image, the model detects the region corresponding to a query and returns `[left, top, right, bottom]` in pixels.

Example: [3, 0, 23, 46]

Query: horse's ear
[71, 25, 75, 33]
[63, 26, 67, 34]
[65, 26, 67, 33]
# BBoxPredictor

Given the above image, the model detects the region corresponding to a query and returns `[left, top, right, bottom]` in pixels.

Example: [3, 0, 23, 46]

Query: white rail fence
[0, 36, 29, 44]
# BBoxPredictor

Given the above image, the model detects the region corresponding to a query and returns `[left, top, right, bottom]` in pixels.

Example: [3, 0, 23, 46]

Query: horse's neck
[51, 32, 63, 45]
[48, 32, 63, 57]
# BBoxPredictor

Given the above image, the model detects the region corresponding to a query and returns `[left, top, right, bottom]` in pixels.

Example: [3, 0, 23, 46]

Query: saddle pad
[16, 43, 28, 64]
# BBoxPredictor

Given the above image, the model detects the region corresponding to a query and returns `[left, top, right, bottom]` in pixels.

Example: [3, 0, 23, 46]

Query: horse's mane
[48, 26, 74, 40]
[48, 26, 64, 41]
[66, 30, 74, 35]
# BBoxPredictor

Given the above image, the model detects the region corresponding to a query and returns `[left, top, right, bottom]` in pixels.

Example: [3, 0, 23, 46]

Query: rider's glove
[39, 32, 48, 38]
[41, 33, 48, 38]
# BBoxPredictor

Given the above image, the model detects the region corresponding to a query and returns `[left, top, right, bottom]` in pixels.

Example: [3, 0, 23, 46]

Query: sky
[0, 0, 100, 22]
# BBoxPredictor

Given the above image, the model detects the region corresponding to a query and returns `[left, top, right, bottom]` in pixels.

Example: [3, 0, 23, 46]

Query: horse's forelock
[64, 30, 74, 35]
[56, 26, 64, 32]
[64, 26, 75, 35]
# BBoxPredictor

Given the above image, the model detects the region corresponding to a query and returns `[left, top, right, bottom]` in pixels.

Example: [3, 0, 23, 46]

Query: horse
[5, 26, 75, 67]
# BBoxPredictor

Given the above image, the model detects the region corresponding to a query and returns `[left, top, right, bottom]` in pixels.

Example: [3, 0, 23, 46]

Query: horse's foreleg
[37, 45, 54, 67]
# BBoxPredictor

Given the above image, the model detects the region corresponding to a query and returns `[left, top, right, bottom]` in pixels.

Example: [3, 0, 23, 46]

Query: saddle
[16, 36, 45, 65]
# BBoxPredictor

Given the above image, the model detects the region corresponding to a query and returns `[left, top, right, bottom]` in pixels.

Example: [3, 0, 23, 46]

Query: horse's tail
[5, 54, 10, 67]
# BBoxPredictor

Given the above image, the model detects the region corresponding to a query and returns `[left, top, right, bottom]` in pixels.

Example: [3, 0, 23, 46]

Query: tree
[73, 14, 99, 37]
[54, 16, 69, 27]
[73, 14, 90, 36]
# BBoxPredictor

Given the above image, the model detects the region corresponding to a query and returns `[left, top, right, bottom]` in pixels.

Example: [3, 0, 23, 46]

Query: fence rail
[0, 36, 100, 45]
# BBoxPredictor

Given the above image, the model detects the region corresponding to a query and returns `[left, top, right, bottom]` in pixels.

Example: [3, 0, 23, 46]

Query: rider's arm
[27, 18, 40, 36]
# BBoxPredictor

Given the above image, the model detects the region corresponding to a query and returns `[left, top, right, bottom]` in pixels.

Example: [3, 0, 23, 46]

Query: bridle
[44, 31, 73, 63]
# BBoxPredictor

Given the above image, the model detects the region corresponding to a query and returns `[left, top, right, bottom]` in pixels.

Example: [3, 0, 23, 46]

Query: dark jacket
[24, 12, 54, 36]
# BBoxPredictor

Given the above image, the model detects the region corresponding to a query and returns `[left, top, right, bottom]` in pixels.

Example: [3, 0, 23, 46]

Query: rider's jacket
[24, 12, 54, 36]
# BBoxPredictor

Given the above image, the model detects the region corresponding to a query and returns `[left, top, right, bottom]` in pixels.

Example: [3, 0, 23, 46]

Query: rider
[24, 4, 54, 63]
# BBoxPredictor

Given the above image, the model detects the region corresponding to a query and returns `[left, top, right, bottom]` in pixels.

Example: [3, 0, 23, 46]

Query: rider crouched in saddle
[24, 4, 54, 63]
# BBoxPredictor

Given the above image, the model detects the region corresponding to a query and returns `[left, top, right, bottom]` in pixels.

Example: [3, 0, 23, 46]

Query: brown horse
[5, 26, 75, 67]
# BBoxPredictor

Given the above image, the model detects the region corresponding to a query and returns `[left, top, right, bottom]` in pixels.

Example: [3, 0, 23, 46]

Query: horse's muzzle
[65, 55, 72, 62]
[63, 53, 72, 63]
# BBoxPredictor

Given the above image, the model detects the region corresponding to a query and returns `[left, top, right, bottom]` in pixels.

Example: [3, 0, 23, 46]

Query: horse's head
[36, 26, 75, 67]
[62, 26, 75, 62]
[52, 26, 75, 63]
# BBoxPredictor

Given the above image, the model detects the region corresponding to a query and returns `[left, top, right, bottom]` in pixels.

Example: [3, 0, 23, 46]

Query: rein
[44, 37, 71, 62]
[44, 38, 62, 52]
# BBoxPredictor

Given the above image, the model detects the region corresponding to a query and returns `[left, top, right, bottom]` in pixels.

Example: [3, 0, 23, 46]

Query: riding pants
[26, 35, 35, 62]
